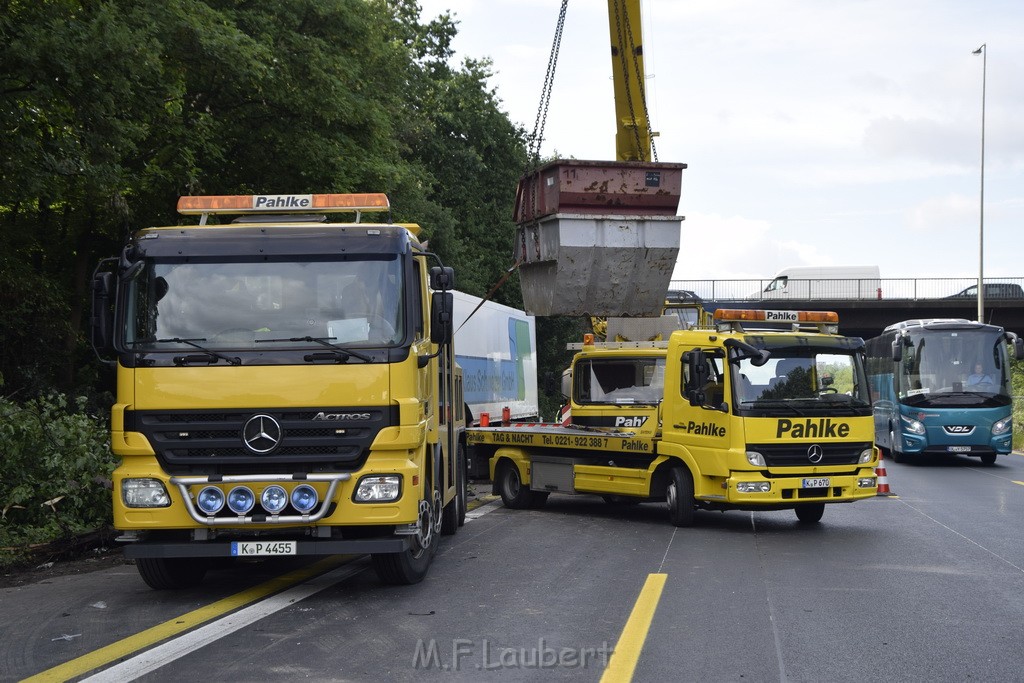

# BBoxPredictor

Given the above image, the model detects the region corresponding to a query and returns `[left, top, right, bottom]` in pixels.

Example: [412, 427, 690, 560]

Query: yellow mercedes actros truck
[90, 193, 466, 588]
[467, 309, 879, 525]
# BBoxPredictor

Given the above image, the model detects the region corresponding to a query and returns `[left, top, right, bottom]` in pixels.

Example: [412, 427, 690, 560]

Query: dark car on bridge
[946, 283, 1024, 299]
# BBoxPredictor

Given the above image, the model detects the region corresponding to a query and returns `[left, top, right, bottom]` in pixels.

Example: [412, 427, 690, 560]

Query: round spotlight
[196, 486, 225, 515]
[291, 484, 319, 513]
[226, 486, 255, 514]
[260, 485, 288, 514]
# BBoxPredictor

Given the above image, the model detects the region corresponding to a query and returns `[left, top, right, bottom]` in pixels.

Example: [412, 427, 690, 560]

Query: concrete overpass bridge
[671, 277, 1024, 341]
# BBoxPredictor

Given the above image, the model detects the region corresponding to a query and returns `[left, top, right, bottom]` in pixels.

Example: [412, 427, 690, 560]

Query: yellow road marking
[600, 573, 667, 683]
[1013, 481, 1024, 487]
[23, 555, 353, 682]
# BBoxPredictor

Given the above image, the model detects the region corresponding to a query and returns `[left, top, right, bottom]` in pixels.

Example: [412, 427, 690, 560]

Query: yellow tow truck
[467, 309, 879, 525]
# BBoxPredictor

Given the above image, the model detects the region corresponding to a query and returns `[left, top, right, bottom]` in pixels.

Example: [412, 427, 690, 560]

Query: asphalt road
[4, 452, 1024, 682]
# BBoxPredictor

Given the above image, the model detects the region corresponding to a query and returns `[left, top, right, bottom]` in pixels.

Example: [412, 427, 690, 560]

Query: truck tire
[795, 503, 825, 523]
[497, 460, 544, 509]
[666, 466, 695, 527]
[373, 468, 441, 585]
[441, 444, 467, 534]
[135, 557, 208, 590]
[457, 443, 468, 527]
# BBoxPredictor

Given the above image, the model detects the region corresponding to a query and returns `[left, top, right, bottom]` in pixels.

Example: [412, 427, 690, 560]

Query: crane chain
[528, 0, 569, 165]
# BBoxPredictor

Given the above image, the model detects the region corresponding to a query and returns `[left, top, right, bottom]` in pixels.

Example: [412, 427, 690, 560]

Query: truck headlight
[227, 486, 255, 515]
[291, 484, 319, 513]
[354, 475, 401, 502]
[196, 486, 225, 515]
[992, 417, 1012, 436]
[858, 478, 877, 488]
[858, 448, 874, 464]
[122, 479, 171, 508]
[746, 451, 766, 467]
[260, 485, 288, 514]
[736, 481, 771, 493]
[900, 414, 925, 435]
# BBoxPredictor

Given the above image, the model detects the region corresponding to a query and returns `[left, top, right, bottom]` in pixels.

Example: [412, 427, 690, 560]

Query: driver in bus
[967, 363, 993, 387]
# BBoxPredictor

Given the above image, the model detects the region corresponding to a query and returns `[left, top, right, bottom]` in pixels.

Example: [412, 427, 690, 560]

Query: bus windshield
[123, 256, 405, 351]
[895, 327, 1011, 407]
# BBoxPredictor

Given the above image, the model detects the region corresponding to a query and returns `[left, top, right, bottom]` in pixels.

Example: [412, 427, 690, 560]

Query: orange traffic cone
[875, 451, 894, 496]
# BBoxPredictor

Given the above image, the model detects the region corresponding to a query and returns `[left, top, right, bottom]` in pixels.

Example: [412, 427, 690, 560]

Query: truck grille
[124, 407, 398, 474]
[747, 441, 871, 467]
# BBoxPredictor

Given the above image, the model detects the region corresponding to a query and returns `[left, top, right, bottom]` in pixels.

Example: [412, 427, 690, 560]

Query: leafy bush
[0, 393, 114, 561]
[1013, 357, 1023, 451]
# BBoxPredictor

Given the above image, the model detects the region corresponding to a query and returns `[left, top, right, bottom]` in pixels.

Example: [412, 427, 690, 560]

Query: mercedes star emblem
[242, 414, 282, 454]
[807, 444, 824, 464]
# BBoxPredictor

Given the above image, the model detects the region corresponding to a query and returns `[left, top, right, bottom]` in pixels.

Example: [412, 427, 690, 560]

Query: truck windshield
[124, 257, 404, 350]
[734, 348, 871, 414]
[575, 357, 666, 405]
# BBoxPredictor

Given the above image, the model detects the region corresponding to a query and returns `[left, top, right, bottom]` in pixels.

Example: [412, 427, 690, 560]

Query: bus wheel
[888, 429, 903, 463]
[135, 557, 208, 590]
[666, 467, 695, 527]
[980, 453, 997, 466]
[498, 460, 530, 509]
[373, 478, 440, 585]
[795, 503, 825, 523]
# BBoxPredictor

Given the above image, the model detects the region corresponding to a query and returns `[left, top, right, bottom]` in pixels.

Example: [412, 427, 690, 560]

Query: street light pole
[973, 43, 986, 323]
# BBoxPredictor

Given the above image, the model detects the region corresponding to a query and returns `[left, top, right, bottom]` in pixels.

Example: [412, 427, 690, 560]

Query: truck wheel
[441, 444, 467, 535]
[666, 467, 695, 527]
[373, 475, 441, 585]
[135, 557, 208, 590]
[795, 503, 825, 523]
[498, 460, 536, 509]
[456, 443, 468, 526]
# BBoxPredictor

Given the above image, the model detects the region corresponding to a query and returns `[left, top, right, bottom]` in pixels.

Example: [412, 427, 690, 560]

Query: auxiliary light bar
[176, 193, 390, 215]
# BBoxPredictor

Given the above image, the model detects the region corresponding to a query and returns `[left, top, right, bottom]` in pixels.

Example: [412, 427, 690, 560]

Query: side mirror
[430, 291, 453, 345]
[891, 338, 902, 362]
[429, 266, 455, 291]
[90, 270, 115, 359]
[560, 369, 571, 399]
[682, 349, 709, 406]
[1011, 334, 1024, 360]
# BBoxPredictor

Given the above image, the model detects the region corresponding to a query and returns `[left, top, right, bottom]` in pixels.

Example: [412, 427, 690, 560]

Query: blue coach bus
[866, 319, 1022, 465]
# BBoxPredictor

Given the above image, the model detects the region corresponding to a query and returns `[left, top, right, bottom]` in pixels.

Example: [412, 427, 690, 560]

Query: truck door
[663, 347, 732, 479]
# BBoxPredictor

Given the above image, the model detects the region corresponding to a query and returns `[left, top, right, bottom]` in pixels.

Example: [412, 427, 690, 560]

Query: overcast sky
[417, 0, 1023, 284]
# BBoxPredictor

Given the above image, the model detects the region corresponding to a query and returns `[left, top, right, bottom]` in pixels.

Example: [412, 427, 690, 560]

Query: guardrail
[669, 278, 1024, 302]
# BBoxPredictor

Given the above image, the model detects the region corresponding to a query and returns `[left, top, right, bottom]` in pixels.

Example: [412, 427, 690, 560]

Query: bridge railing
[670, 278, 1024, 302]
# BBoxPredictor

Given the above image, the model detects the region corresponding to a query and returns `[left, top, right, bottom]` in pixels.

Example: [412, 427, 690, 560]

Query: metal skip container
[513, 159, 686, 317]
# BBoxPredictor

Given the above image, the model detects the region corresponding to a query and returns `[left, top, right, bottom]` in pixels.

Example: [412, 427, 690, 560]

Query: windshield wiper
[256, 336, 372, 362]
[155, 338, 241, 366]
[746, 400, 806, 415]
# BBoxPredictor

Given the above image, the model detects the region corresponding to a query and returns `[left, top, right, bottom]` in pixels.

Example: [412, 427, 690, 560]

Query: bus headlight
[746, 451, 766, 467]
[354, 475, 401, 502]
[992, 417, 1012, 436]
[900, 414, 925, 435]
[858, 448, 874, 464]
[122, 479, 170, 508]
